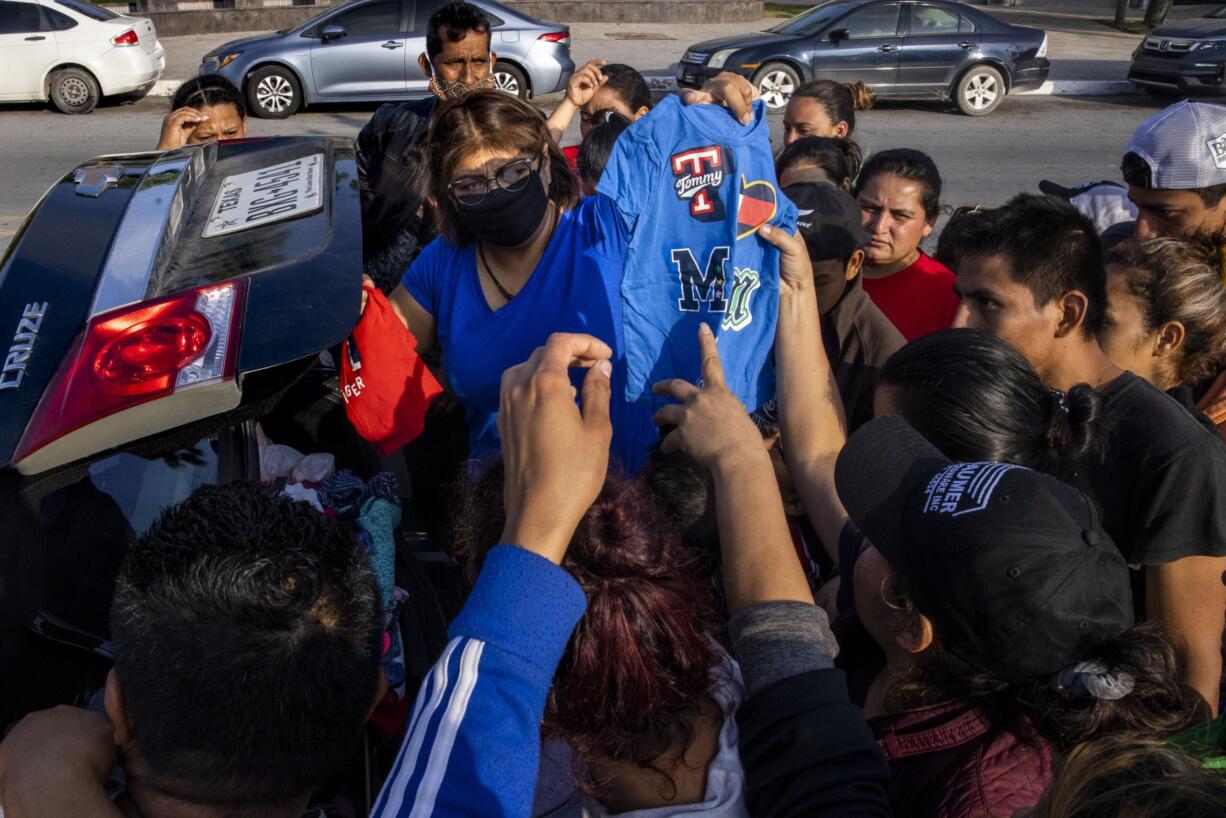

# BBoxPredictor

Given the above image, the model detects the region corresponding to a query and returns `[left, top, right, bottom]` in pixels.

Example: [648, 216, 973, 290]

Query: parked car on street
[1128, 5, 1226, 96]
[200, 0, 574, 119]
[0, 0, 165, 114]
[677, 0, 1049, 116]
[0, 137, 459, 756]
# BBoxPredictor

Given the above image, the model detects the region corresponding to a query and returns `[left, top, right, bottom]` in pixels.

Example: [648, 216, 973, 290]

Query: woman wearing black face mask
[381, 90, 647, 470]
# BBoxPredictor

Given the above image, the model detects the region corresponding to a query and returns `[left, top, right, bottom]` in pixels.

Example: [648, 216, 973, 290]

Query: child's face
[812, 249, 863, 315]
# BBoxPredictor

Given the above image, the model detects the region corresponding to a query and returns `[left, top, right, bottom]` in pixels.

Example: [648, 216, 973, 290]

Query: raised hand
[680, 71, 759, 126]
[652, 323, 765, 470]
[156, 107, 209, 150]
[498, 333, 614, 564]
[567, 60, 609, 108]
[758, 222, 815, 299]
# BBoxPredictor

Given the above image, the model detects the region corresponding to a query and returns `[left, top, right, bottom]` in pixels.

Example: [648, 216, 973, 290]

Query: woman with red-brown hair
[454, 461, 746, 816]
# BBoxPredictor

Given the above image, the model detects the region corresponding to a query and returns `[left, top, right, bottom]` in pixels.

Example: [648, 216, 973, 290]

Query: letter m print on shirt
[673, 246, 730, 312]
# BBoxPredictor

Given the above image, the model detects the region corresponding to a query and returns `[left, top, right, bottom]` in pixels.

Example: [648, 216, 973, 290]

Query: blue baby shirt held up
[599, 95, 797, 412]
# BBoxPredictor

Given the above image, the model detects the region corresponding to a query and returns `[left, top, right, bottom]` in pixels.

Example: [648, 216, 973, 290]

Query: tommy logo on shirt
[671, 145, 727, 221]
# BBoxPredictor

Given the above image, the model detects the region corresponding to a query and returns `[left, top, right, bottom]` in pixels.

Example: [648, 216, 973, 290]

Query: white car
[0, 0, 165, 113]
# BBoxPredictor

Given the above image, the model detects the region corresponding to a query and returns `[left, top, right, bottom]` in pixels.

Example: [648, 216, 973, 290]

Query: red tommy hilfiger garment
[862, 251, 959, 342]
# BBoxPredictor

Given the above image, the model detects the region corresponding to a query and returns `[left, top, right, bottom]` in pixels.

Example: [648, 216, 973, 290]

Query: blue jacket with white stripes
[370, 544, 587, 818]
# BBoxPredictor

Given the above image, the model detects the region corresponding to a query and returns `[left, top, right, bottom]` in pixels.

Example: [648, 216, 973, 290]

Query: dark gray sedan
[678, 0, 1049, 116]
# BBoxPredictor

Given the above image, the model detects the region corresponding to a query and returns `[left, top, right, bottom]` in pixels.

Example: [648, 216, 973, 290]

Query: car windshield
[55, 0, 120, 20]
[768, 1, 861, 35]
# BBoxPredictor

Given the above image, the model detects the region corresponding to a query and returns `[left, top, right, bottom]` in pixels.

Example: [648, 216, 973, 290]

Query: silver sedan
[201, 0, 574, 118]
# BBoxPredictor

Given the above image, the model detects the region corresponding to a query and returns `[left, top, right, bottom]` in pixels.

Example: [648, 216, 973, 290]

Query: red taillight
[95, 313, 211, 395]
[538, 31, 569, 43]
[14, 281, 243, 463]
[111, 29, 139, 47]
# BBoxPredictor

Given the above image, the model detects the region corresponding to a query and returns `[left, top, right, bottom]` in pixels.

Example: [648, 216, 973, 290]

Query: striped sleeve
[370, 545, 587, 818]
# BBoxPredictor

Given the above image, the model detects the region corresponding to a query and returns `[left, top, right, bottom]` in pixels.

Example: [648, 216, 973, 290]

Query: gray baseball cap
[1124, 101, 1226, 190]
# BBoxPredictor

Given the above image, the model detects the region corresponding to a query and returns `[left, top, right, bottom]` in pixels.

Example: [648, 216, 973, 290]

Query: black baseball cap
[783, 182, 868, 262]
[835, 416, 1135, 679]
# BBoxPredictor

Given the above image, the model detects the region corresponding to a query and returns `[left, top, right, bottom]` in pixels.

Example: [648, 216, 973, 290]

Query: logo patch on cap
[1207, 133, 1226, 169]
[922, 463, 1019, 517]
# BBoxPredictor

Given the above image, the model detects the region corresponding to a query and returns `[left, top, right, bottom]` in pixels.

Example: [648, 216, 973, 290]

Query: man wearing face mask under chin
[356, 0, 497, 285]
[373, 74, 761, 475]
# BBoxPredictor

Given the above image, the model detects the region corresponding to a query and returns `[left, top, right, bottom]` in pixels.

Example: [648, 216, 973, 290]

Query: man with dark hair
[954, 193, 1226, 712]
[357, 1, 495, 270]
[0, 482, 386, 818]
[417, 0, 495, 102]
[1121, 100, 1226, 240]
[954, 194, 1107, 383]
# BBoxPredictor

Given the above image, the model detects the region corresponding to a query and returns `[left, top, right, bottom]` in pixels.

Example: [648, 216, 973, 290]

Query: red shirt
[861, 251, 959, 342]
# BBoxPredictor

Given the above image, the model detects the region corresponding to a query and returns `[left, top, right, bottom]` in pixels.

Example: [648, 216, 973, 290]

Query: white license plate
[203, 153, 323, 238]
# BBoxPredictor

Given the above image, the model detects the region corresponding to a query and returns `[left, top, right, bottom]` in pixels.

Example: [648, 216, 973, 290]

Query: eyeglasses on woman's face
[448, 155, 541, 206]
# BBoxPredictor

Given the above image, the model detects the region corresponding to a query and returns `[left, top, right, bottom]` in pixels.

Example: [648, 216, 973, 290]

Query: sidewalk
[153, 4, 1204, 99]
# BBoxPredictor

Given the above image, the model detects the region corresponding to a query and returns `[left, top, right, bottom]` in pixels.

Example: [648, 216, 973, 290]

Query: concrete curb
[150, 80, 182, 97]
[1015, 79, 1140, 96]
[150, 74, 1140, 101]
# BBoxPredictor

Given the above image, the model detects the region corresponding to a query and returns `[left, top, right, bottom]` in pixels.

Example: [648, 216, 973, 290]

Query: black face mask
[455, 169, 550, 248]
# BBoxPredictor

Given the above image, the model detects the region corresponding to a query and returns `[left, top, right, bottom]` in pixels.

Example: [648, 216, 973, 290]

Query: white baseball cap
[1124, 100, 1226, 190]
[1038, 180, 1138, 236]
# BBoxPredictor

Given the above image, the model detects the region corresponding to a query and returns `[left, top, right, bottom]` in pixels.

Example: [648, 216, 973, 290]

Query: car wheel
[246, 65, 302, 119]
[49, 68, 99, 115]
[493, 61, 530, 100]
[955, 65, 1005, 116]
[753, 62, 799, 110]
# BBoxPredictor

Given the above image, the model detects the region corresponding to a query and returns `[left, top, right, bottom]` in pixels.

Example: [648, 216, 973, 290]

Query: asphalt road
[0, 92, 1165, 252]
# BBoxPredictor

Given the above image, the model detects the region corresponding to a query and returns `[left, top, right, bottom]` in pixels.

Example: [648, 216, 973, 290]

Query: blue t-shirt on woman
[402, 194, 658, 473]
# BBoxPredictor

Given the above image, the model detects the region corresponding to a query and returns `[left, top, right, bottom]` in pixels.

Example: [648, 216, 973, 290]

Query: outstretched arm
[653, 320, 890, 818]
[758, 223, 850, 562]
[653, 322, 812, 613]
[372, 333, 614, 818]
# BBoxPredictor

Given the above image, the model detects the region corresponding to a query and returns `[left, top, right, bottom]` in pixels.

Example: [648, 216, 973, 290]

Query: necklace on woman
[476, 206, 558, 304]
[477, 241, 517, 302]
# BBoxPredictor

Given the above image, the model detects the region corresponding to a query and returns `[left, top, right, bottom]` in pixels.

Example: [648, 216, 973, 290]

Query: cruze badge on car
[0, 302, 49, 392]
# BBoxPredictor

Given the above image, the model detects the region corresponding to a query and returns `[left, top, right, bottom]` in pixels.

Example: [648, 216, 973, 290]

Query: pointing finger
[697, 323, 726, 388]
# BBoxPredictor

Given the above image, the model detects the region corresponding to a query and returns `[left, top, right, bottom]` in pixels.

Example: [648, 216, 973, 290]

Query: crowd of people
[2, 1, 1226, 816]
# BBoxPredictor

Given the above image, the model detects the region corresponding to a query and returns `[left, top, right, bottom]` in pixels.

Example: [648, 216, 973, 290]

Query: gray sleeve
[729, 601, 840, 698]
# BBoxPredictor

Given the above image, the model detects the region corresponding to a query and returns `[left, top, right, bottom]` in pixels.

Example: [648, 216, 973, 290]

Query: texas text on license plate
[203, 153, 323, 238]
